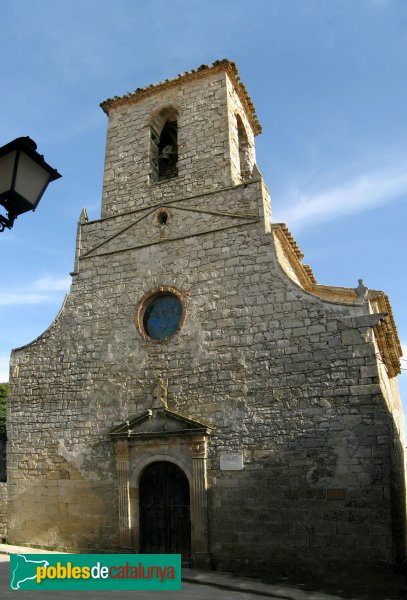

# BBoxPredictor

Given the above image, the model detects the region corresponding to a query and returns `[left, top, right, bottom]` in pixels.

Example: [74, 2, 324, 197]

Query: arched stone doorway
[109, 407, 212, 568]
[139, 461, 191, 561]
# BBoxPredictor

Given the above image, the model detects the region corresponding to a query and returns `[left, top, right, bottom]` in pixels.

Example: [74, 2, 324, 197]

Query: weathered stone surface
[0, 483, 7, 541]
[6, 60, 406, 580]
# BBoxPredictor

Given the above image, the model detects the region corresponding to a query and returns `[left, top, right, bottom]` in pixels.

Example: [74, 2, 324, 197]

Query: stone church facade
[7, 60, 406, 580]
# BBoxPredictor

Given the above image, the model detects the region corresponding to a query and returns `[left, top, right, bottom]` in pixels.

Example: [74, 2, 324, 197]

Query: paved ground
[0, 555, 344, 600]
[0, 544, 405, 600]
[0, 558, 271, 600]
[0, 558, 265, 600]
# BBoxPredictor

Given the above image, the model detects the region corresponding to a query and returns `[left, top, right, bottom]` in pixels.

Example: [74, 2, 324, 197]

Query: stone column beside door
[115, 439, 131, 549]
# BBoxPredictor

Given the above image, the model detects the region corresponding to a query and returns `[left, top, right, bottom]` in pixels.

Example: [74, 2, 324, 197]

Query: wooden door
[139, 462, 191, 560]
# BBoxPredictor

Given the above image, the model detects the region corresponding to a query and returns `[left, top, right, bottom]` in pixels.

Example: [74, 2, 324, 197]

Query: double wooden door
[139, 461, 191, 560]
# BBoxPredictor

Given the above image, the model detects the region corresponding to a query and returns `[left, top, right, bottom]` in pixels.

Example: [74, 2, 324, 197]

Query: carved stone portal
[110, 409, 212, 568]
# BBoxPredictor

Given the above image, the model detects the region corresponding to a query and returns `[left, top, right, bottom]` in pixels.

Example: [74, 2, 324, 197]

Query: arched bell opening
[150, 107, 179, 182]
[236, 114, 251, 180]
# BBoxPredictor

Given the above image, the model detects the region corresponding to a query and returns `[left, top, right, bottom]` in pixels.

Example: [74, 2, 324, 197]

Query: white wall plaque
[220, 452, 244, 471]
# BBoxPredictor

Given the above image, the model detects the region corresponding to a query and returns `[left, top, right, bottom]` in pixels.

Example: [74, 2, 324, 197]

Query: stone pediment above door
[110, 406, 212, 566]
[109, 408, 213, 439]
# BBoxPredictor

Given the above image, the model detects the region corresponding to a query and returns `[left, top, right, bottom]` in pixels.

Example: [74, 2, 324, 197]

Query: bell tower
[8, 58, 405, 588]
[100, 60, 262, 218]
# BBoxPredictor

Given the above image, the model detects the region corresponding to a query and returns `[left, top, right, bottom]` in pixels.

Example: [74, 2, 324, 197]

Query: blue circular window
[142, 293, 183, 341]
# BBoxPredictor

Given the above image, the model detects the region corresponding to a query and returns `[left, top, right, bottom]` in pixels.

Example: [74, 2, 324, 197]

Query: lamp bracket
[0, 213, 16, 232]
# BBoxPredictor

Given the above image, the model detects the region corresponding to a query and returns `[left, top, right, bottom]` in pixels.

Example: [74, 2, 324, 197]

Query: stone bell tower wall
[101, 63, 260, 218]
[102, 74, 223, 217]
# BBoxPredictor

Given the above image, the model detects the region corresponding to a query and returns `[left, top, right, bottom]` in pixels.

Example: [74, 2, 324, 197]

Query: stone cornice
[100, 59, 262, 136]
[271, 222, 402, 377]
[369, 291, 402, 377]
[109, 408, 213, 439]
[271, 223, 317, 290]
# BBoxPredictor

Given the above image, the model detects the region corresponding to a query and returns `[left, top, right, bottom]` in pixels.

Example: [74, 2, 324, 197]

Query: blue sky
[1, 0, 407, 427]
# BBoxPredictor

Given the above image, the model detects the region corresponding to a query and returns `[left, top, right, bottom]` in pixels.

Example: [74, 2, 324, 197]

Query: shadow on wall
[207, 402, 407, 597]
[0, 437, 5, 482]
[0, 383, 6, 482]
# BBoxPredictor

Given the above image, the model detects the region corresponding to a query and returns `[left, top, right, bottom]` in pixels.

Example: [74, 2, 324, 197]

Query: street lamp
[0, 136, 61, 232]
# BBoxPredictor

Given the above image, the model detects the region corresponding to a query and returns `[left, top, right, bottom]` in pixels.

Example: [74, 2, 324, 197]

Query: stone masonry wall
[373, 334, 407, 571]
[0, 483, 7, 541]
[101, 71, 231, 217]
[8, 178, 401, 573]
[7, 63, 405, 578]
[226, 74, 256, 184]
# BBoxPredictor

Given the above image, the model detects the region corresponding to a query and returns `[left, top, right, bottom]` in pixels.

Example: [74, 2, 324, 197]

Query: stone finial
[79, 208, 88, 224]
[356, 279, 369, 302]
[152, 377, 168, 409]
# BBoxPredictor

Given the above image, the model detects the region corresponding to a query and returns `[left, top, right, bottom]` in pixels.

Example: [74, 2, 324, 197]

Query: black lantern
[0, 136, 61, 232]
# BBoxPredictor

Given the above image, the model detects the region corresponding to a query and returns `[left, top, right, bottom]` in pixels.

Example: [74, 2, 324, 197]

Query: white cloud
[274, 166, 407, 230]
[34, 276, 71, 292]
[0, 276, 70, 307]
[0, 293, 51, 306]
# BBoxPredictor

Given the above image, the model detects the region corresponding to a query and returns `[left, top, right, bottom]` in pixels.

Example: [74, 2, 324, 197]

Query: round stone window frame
[152, 207, 172, 228]
[136, 285, 187, 343]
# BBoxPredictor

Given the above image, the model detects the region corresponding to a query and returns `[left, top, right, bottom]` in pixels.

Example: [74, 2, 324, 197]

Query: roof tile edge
[100, 59, 262, 135]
